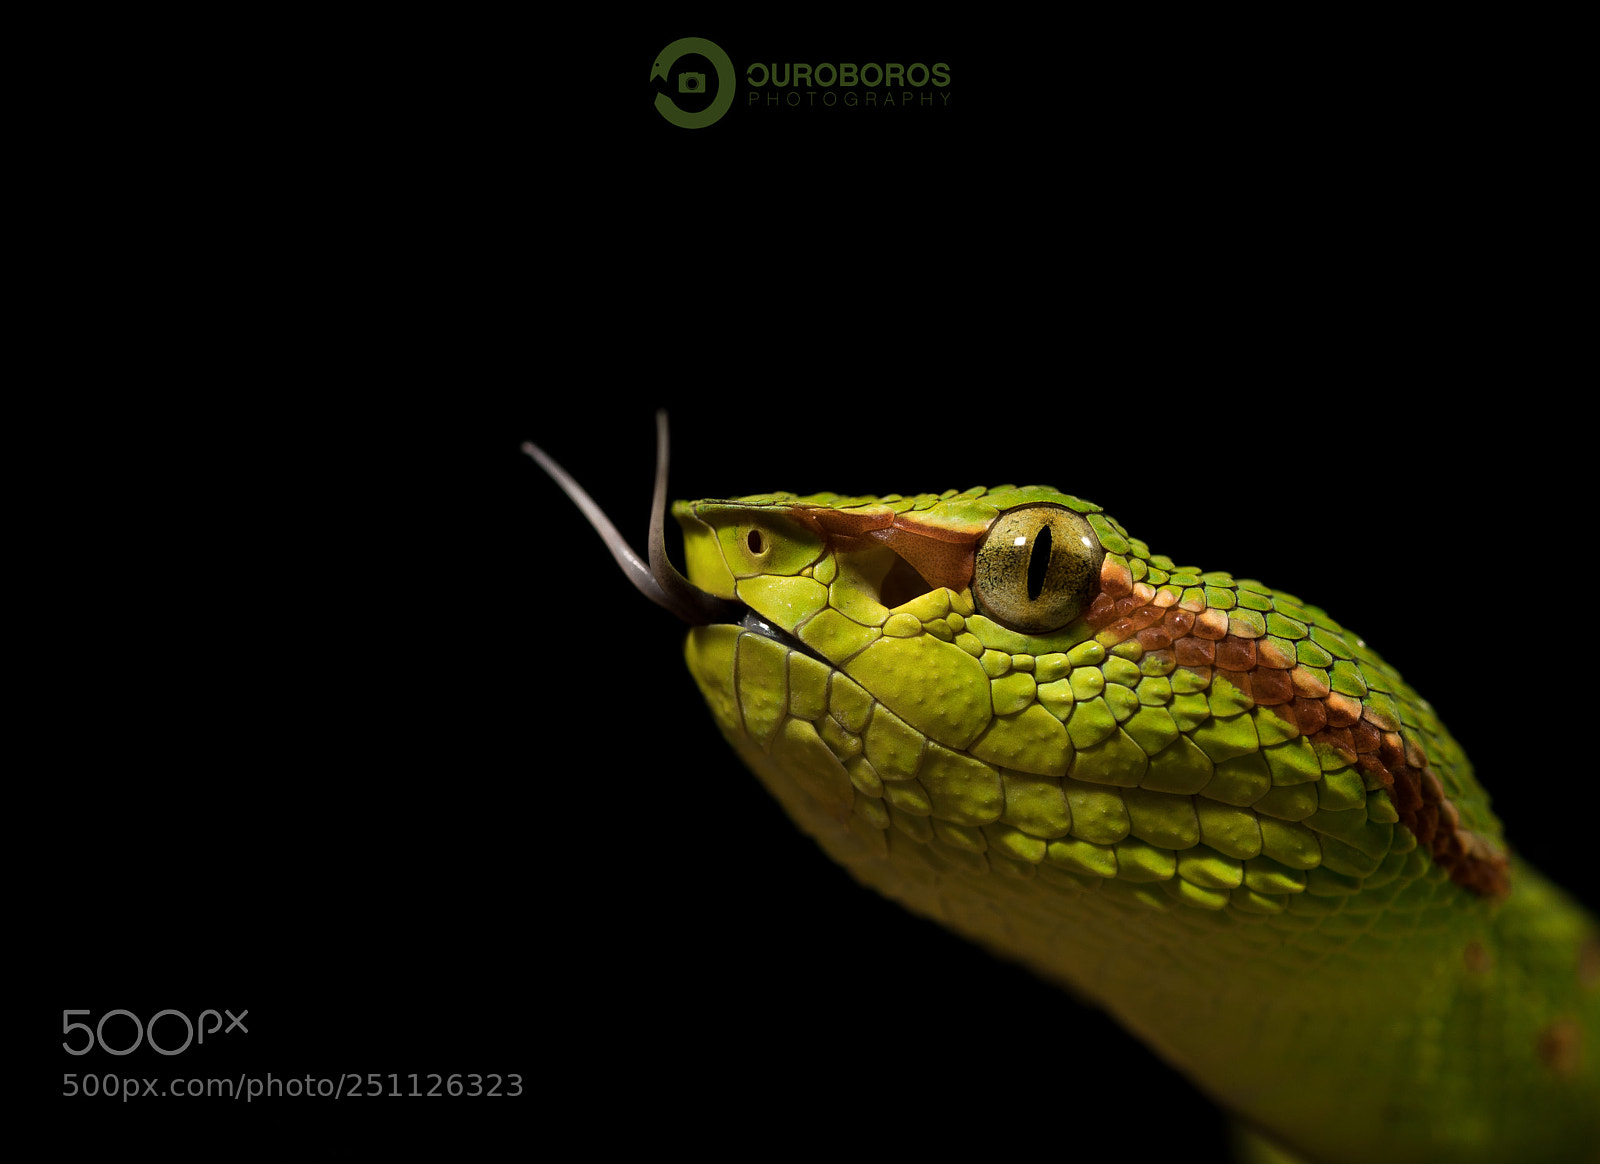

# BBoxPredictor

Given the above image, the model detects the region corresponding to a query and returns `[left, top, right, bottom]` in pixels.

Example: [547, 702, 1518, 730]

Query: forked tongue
[522, 412, 740, 626]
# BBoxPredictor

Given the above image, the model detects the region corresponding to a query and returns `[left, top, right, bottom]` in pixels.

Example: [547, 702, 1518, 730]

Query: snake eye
[973, 505, 1103, 634]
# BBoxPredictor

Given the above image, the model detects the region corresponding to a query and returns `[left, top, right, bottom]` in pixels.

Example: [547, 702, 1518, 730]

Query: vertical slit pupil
[1027, 523, 1052, 601]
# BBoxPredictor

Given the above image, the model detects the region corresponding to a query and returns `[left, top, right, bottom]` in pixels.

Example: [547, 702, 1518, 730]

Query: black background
[42, 11, 1591, 1160]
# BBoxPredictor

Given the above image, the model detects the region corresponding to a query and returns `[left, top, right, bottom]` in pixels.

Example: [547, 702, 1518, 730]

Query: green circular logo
[651, 37, 735, 129]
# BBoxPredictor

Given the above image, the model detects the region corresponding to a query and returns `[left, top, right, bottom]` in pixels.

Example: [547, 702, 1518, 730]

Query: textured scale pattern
[665, 483, 1598, 1163]
[678, 485, 1505, 913]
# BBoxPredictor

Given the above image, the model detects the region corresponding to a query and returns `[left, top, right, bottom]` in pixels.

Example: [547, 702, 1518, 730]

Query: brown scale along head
[1081, 525, 1511, 900]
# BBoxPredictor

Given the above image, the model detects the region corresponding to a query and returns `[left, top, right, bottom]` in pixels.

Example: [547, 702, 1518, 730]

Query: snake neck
[750, 724, 1600, 1164]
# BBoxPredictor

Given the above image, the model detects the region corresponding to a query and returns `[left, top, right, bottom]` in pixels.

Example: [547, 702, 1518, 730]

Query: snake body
[526, 424, 1598, 1163]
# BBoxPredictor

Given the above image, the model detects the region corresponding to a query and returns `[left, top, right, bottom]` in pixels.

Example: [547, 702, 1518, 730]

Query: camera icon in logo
[651, 38, 733, 128]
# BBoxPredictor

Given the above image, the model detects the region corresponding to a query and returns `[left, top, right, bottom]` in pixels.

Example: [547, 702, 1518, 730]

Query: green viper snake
[525, 416, 1597, 1163]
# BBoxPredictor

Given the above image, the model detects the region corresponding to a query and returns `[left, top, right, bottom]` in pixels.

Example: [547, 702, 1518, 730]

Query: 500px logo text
[63, 1008, 249, 1056]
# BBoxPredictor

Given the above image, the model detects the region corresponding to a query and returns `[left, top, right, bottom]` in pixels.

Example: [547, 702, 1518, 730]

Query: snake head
[667, 485, 1136, 795]
[525, 412, 1510, 902]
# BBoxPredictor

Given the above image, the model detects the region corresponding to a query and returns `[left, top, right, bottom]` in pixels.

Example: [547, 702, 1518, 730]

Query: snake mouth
[736, 605, 833, 666]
